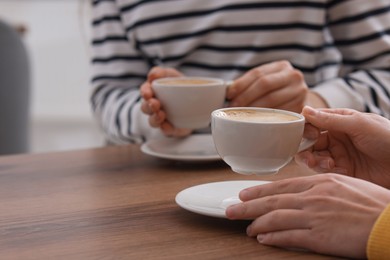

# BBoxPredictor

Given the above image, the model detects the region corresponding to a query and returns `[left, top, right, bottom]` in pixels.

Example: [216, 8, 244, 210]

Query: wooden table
[0, 145, 346, 259]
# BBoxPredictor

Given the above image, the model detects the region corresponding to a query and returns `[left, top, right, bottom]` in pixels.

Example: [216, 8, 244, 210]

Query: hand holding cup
[151, 76, 230, 130]
[140, 67, 192, 137]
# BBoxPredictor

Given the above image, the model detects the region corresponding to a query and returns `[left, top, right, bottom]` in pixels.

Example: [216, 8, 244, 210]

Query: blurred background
[0, 0, 104, 155]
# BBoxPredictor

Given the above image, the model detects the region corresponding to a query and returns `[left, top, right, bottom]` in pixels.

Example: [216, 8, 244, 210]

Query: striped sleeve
[89, 0, 390, 145]
[312, 0, 390, 118]
[90, 0, 160, 144]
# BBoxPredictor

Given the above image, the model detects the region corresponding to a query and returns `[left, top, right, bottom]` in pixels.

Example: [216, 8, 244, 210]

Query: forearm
[321, 1, 390, 118]
[91, 84, 164, 144]
[312, 69, 390, 119]
[91, 0, 158, 143]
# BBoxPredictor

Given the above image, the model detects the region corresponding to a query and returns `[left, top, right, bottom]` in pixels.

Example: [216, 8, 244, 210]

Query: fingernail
[257, 234, 265, 243]
[319, 159, 331, 170]
[225, 204, 238, 217]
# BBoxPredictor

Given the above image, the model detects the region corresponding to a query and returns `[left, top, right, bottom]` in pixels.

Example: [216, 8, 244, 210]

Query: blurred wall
[0, 0, 92, 120]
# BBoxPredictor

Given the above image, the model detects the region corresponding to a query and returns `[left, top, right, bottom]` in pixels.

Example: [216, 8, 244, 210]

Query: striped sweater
[90, 0, 390, 144]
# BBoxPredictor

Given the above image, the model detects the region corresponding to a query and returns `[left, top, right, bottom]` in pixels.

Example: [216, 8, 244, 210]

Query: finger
[171, 128, 192, 138]
[226, 76, 257, 101]
[248, 95, 303, 112]
[295, 149, 335, 172]
[238, 176, 318, 201]
[256, 229, 312, 252]
[247, 209, 309, 236]
[227, 60, 290, 100]
[148, 110, 166, 128]
[302, 106, 360, 134]
[140, 81, 154, 100]
[302, 123, 320, 141]
[313, 107, 356, 116]
[301, 128, 332, 152]
[263, 93, 306, 114]
[147, 66, 183, 82]
[307, 154, 335, 173]
[141, 100, 152, 115]
[160, 122, 192, 137]
[294, 150, 316, 168]
[226, 194, 303, 220]
[230, 69, 297, 107]
[148, 98, 162, 114]
[141, 98, 161, 115]
[160, 121, 175, 136]
[248, 87, 307, 113]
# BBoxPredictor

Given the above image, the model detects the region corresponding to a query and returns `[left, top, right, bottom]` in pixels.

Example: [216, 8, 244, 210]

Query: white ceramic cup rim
[212, 107, 305, 124]
[152, 77, 226, 88]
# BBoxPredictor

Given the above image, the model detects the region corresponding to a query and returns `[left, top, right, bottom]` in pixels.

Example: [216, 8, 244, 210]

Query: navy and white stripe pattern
[91, 0, 390, 144]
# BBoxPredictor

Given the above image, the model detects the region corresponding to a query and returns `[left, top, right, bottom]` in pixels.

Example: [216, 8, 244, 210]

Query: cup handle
[225, 80, 234, 88]
[298, 138, 316, 153]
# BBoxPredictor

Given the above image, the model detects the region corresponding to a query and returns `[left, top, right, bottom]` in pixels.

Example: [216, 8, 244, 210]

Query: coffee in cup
[211, 107, 314, 175]
[155, 78, 218, 86]
[152, 77, 229, 129]
[220, 108, 299, 123]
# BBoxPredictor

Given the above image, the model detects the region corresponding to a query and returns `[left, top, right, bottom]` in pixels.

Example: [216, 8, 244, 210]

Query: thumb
[302, 106, 357, 134]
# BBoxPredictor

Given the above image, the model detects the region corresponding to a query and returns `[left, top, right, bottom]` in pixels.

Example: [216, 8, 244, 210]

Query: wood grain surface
[0, 145, 346, 259]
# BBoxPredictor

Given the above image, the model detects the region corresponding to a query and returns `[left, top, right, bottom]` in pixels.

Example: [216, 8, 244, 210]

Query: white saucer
[141, 134, 221, 162]
[175, 180, 270, 218]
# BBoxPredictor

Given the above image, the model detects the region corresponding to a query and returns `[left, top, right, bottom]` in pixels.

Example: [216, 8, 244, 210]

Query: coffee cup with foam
[211, 107, 315, 175]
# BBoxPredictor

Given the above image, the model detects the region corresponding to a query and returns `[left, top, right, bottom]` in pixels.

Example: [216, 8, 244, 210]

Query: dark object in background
[0, 20, 30, 155]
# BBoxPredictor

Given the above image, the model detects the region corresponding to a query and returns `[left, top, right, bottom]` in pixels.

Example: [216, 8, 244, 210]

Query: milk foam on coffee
[218, 109, 298, 123]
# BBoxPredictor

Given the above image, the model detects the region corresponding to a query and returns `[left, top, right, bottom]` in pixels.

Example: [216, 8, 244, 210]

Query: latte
[211, 107, 308, 175]
[216, 109, 299, 123]
[157, 78, 218, 86]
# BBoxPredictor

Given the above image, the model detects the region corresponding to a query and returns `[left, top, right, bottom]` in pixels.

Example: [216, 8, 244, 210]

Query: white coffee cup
[211, 107, 315, 175]
[152, 77, 229, 129]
